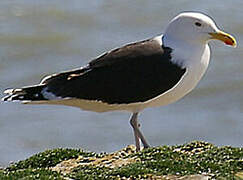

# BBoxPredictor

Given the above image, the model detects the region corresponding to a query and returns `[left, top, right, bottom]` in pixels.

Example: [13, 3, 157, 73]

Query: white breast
[145, 44, 210, 109]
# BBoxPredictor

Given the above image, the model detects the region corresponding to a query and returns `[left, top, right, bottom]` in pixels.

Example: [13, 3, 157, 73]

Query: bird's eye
[195, 22, 202, 27]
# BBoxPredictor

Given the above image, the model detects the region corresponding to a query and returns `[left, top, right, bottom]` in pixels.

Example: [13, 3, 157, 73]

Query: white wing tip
[4, 88, 23, 94]
[4, 89, 14, 94]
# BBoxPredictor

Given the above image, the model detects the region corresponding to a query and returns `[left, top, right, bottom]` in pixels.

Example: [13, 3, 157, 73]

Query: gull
[2, 12, 236, 151]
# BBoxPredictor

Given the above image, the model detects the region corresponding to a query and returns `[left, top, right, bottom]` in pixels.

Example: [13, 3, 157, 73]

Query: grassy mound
[1, 141, 243, 179]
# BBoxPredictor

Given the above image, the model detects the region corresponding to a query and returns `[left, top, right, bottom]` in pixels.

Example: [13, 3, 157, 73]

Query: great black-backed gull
[2, 12, 236, 151]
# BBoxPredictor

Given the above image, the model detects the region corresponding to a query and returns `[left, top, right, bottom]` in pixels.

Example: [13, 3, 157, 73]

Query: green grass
[0, 168, 64, 180]
[1, 141, 243, 179]
[7, 148, 98, 171]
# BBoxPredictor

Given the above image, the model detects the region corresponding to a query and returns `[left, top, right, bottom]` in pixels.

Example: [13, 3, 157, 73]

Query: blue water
[0, 0, 243, 167]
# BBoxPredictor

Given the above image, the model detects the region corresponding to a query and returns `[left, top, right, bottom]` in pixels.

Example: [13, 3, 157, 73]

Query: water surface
[0, 0, 243, 166]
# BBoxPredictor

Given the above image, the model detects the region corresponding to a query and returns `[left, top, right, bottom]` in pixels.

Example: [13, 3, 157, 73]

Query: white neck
[162, 34, 207, 68]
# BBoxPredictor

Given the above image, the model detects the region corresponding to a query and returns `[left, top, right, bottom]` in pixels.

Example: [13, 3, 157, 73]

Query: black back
[43, 38, 186, 104]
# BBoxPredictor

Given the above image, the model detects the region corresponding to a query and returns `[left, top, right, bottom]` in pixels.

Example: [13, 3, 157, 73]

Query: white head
[164, 12, 236, 47]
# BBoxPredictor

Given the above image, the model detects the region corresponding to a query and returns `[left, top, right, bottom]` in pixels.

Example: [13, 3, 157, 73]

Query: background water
[0, 0, 243, 167]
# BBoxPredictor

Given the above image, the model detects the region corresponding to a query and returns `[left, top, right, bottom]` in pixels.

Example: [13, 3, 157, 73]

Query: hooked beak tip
[209, 31, 237, 48]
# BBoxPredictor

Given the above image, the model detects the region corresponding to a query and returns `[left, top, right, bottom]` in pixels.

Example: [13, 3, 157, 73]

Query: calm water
[0, 0, 243, 167]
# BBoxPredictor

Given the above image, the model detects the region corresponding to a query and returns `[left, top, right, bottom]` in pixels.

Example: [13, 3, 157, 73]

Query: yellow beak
[209, 31, 237, 47]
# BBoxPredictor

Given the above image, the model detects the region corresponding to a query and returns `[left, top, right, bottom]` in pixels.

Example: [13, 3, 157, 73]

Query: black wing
[43, 38, 186, 104]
